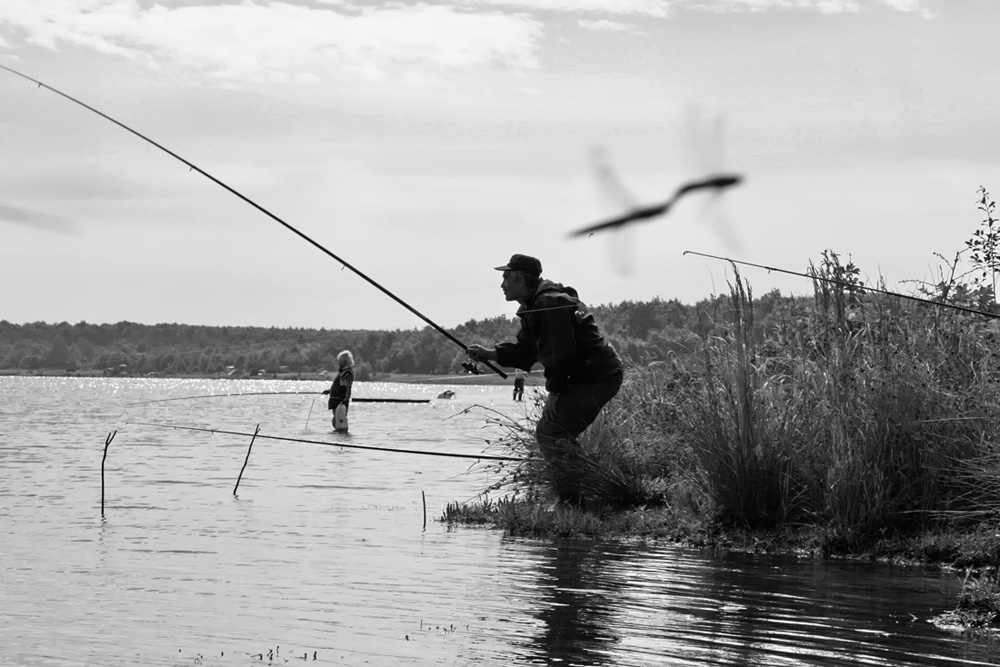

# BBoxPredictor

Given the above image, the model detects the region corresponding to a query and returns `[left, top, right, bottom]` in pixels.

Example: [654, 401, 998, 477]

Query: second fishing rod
[685, 250, 1000, 320]
[0, 64, 506, 379]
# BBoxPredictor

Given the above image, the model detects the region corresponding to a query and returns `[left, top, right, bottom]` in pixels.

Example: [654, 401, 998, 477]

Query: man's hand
[543, 392, 559, 421]
[466, 344, 496, 362]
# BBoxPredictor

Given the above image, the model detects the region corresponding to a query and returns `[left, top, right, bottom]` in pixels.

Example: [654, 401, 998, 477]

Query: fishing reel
[461, 359, 485, 375]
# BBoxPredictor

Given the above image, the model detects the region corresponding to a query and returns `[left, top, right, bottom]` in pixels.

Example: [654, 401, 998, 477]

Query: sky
[1, 0, 998, 332]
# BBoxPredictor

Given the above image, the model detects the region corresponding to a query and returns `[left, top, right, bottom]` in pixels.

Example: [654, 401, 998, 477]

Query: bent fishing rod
[0, 64, 506, 379]
[685, 250, 1000, 320]
[127, 421, 525, 461]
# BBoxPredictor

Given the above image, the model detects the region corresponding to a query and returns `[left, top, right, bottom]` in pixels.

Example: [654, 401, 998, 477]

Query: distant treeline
[0, 291, 806, 379]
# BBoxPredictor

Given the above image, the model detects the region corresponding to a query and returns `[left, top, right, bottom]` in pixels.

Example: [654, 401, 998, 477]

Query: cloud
[879, 0, 919, 10]
[879, 0, 934, 17]
[462, 0, 928, 16]
[0, 1, 544, 83]
[0, 0, 936, 84]
[578, 18, 633, 30]
[686, 0, 931, 13]
[459, 0, 671, 17]
[689, 0, 856, 12]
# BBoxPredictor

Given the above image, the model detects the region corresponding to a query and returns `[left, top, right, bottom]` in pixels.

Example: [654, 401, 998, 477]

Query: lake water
[2, 376, 999, 667]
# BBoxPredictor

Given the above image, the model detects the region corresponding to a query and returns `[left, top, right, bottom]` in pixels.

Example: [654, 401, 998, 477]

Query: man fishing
[467, 254, 624, 507]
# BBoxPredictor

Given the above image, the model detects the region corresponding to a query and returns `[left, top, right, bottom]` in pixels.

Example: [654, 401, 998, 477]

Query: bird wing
[589, 144, 639, 210]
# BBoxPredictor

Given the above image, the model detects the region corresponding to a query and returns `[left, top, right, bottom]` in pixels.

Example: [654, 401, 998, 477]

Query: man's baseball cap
[494, 254, 542, 276]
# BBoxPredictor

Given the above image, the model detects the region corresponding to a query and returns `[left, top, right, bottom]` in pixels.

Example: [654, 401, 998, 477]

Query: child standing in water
[322, 351, 354, 432]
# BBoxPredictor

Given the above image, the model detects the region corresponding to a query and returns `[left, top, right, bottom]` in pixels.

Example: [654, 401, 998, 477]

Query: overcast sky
[2, 0, 997, 331]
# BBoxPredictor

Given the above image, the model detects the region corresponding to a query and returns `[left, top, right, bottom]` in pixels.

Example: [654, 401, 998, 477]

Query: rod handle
[483, 359, 507, 379]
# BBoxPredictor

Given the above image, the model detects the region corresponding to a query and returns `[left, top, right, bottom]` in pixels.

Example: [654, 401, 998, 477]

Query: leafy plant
[964, 186, 1000, 308]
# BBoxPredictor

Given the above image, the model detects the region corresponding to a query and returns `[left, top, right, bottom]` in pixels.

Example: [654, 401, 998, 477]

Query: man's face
[501, 270, 523, 302]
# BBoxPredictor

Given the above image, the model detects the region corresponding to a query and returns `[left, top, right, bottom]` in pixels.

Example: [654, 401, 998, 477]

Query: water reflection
[530, 540, 622, 665]
[507, 540, 999, 667]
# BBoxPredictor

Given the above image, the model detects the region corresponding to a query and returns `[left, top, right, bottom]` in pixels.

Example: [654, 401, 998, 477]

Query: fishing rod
[126, 391, 431, 406]
[684, 250, 1000, 320]
[0, 64, 506, 379]
[127, 421, 525, 461]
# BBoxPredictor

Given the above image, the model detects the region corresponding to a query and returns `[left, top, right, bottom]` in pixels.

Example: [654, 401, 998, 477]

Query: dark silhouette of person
[467, 253, 624, 506]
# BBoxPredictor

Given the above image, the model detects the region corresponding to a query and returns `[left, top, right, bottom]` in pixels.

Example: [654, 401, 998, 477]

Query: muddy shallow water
[2, 376, 998, 666]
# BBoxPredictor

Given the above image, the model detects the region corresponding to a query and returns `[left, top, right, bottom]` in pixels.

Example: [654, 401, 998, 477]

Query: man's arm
[466, 344, 498, 362]
[468, 320, 538, 372]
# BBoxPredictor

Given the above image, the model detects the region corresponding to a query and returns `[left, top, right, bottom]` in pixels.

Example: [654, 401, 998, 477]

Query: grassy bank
[445, 256, 1000, 627]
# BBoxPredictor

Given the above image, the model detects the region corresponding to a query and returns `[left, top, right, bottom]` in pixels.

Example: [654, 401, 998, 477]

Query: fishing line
[586, 252, 688, 305]
[126, 374, 539, 404]
[437, 266, 689, 321]
[438, 256, 686, 327]
[457, 253, 689, 330]
[126, 421, 526, 461]
[1, 64, 506, 379]
[684, 250, 1000, 320]
[126, 391, 431, 406]
[399, 373, 534, 383]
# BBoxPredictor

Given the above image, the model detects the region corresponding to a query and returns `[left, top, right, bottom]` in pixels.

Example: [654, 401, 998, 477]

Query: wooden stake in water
[101, 430, 117, 516]
[233, 424, 261, 496]
[304, 398, 316, 429]
[422, 490, 427, 531]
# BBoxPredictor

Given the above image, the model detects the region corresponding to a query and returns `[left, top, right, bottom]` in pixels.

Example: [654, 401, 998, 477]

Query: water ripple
[1, 377, 997, 666]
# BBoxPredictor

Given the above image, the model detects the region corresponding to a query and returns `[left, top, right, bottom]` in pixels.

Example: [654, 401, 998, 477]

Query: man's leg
[535, 373, 623, 504]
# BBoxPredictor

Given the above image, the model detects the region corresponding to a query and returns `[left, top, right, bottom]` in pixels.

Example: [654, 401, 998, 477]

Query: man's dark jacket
[494, 280, 623, 393]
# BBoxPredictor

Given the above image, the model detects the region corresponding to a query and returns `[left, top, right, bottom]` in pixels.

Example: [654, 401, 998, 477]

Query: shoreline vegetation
[6, 191, 1000, 628]
[439, 245, 1000, 631]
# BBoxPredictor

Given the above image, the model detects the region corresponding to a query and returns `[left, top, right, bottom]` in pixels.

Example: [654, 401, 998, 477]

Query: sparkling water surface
[2, 376, 999, 666]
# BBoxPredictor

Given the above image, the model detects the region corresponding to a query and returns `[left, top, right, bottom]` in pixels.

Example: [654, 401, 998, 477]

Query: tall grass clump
[677, 252, 1000, 540]
[678, 269, 815, 527]
[459, 365, 707, 516]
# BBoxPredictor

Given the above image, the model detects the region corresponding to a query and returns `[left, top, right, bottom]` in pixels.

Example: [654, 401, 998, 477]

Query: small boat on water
[437, 390, 455, 400]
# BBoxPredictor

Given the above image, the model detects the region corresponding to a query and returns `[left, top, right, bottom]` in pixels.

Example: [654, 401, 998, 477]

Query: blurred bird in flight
[570, 106, 744, 274]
